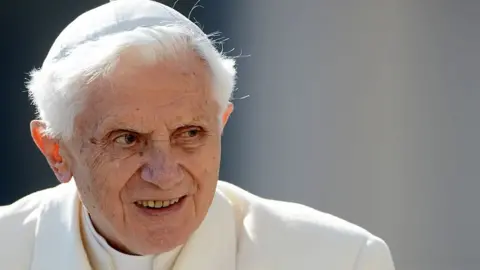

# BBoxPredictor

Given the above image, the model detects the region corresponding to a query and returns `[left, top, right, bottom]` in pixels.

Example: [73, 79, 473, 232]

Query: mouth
[134, 195, 187, 210]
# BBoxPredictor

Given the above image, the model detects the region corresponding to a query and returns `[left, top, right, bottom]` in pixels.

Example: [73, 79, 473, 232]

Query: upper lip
[134, 195, 186, 202]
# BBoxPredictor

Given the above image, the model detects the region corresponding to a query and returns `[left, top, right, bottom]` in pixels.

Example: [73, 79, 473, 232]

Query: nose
[140, 151, 184, 190]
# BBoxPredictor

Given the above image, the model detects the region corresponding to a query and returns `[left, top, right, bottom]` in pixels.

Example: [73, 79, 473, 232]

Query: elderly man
[0, 0, 395, 269]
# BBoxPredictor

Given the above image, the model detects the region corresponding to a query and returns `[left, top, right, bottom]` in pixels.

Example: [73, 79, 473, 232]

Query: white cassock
[0, 180, 395, 270]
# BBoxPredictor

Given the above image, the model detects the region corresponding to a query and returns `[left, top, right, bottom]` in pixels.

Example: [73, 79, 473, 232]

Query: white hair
[27, 24, 236, 139]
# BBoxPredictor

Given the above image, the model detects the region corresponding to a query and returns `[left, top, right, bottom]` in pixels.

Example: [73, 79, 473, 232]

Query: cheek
[181, 141, 221, 178]
[76, 150, 140, 205]
[184, 142, 221, 205]
[201, 138, 222, 175]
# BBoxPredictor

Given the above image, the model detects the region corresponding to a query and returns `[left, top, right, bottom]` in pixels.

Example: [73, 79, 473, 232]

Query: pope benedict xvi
[0, 0, 395, 269]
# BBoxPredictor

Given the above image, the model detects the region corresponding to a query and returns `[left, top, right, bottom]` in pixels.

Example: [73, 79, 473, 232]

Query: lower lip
[134, 196, 187, 216]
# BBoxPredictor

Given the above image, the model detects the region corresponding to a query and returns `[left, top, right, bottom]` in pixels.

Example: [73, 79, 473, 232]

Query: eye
[174, 126, 205, 142]
[113, 132, 139, 146]
[183, 128, 200, 138]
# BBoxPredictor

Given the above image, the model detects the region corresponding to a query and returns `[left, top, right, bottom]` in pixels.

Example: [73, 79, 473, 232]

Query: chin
[133, 237, 186, 255]
[123, 198, 206, 255]
[130, 225, 193, 255]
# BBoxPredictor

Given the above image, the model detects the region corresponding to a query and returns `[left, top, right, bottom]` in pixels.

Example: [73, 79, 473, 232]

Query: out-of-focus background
[1, 0, 479, 269]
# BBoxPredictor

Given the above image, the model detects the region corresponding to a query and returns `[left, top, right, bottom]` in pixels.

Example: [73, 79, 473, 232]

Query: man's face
[64, 50, 225, 255]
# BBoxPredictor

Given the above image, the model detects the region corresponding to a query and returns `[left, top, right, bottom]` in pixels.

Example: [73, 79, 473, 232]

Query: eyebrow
[93, 115, 212, 137]
[93, 115, 140, 137]
[170, 117, 211, 128]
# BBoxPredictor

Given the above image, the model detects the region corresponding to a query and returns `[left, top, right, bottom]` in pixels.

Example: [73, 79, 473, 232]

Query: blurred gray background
[1, 0, 479, 269]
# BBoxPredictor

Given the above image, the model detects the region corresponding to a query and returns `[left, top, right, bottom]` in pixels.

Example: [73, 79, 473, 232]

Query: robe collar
[30, 181, 237, 270]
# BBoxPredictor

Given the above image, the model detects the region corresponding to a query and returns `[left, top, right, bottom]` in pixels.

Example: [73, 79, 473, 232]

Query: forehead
[77, 50, 219, 134]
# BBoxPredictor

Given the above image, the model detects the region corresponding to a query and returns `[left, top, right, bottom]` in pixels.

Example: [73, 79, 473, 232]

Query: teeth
[136, 198, 182, 209]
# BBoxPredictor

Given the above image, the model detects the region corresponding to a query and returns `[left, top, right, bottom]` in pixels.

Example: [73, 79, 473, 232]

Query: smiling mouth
[134, 196, 186, 209]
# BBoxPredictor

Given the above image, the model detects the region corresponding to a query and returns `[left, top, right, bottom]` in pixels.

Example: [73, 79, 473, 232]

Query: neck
[88, 213, 139, 255]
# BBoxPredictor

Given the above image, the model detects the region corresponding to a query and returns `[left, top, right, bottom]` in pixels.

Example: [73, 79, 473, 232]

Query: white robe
[0, 180, 395, 270]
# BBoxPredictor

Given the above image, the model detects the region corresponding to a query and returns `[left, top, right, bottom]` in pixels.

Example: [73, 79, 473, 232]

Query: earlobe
[54, 165, 73, 183]
[52, 153, 72, 183]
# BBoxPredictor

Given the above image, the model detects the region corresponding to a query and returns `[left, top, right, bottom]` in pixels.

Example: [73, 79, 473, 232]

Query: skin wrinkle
[34, 49, 232, 256]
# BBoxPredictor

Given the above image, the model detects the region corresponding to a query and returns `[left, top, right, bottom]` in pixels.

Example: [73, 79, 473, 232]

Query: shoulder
[0, 184, 67, 222]
[217, 181, 395, 269]
[0, 188, 50, 230]
[0, 184, 70, 269]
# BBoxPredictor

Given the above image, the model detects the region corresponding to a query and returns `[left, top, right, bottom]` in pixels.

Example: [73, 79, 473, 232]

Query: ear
[221, 102, 234, 131]
[30, 120, 72, 183]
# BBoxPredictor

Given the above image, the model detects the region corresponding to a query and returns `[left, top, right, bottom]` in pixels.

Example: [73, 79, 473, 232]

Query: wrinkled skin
[31, 50, 233, 255]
